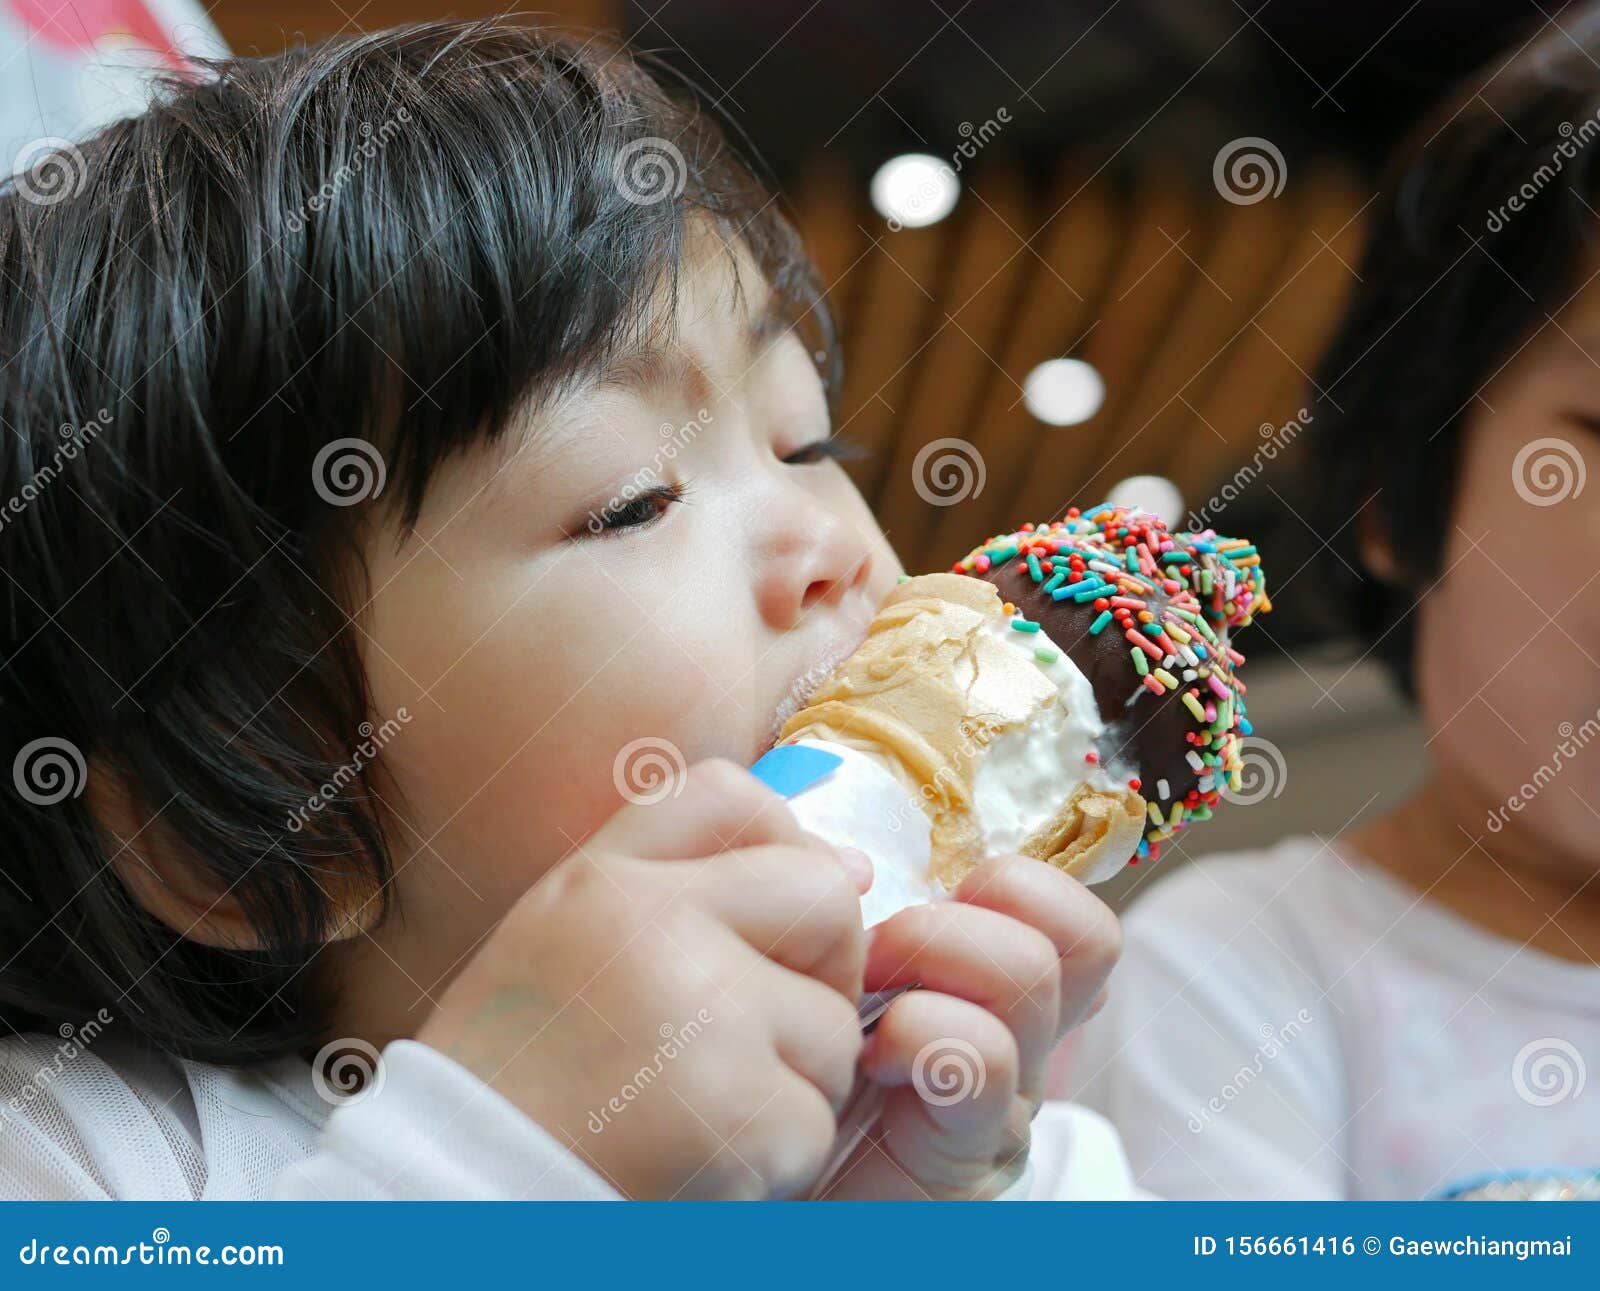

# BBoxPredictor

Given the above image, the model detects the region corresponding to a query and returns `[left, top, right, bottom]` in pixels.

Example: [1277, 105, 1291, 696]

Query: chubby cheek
[366, 564, 765, 907]
[1416, 410, 1600, 842]
[1417, 576, 1579, 827]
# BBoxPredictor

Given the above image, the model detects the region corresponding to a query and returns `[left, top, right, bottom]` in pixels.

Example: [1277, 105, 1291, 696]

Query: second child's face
[335, 238, 902, 1037]
[1412, 277, 1600, 869]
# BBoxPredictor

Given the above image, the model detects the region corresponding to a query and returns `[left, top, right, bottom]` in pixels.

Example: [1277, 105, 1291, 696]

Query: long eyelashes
[590, 481, 691, 536]
[580, 433, 870, 539]
[782, 434, 869, 466]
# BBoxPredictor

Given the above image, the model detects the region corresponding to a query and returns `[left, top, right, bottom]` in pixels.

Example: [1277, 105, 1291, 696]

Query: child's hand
[824, 856, 1121, 1200]
[415, 759, 870, 1199]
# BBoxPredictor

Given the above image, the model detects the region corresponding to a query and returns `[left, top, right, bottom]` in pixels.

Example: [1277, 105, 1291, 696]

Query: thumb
[601, 757, 809, 860]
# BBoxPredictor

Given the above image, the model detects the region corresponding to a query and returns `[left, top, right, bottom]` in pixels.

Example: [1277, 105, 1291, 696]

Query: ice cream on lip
[757, 625, 871, 760]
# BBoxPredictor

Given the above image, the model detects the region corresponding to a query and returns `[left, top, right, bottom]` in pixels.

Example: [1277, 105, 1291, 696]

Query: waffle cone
[779, 572, 1146, 889]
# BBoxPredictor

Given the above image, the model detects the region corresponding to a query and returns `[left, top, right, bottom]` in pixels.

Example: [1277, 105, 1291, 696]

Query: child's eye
[589, 482, 688, 537]
[781, 435, 868, 466]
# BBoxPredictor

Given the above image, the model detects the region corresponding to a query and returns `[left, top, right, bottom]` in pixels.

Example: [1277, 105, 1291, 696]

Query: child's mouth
[756, 629, 870, 760]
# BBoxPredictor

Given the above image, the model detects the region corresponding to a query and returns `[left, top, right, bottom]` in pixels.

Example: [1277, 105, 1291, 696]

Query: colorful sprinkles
[950, 506, 1269, 869]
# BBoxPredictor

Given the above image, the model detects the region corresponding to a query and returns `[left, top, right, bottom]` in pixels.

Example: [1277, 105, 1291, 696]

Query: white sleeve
[0, 1028, 1136, 1201]
[273, 1040, 619, 1200]
[1063, 864, 1349, 1199]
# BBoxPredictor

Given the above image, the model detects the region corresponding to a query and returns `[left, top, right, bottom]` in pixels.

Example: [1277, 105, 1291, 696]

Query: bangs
[176, 21, 832, 529]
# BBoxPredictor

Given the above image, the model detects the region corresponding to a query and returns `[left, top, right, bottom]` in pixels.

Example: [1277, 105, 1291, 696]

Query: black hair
[0, 18, 832, 1063]
[1307, 4, 1600, 697]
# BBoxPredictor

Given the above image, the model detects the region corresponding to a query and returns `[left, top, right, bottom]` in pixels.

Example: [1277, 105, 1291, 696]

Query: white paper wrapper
[749, 739, 984, 1198]
[755, 738, 945, 927]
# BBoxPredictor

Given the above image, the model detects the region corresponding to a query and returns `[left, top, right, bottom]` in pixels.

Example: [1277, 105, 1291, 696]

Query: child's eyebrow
[593, 292, 792, 406]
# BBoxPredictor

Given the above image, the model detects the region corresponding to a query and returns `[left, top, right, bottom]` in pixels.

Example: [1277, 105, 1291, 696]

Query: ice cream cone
[779, 572, 1146, 889]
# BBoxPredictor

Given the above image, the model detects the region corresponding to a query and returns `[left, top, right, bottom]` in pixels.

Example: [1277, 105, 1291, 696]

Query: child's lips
[756, 628, 869, 760]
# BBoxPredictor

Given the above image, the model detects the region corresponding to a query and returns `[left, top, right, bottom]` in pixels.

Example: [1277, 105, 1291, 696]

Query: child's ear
[88, 763, 263, 949]
[87, 762, 372, 951]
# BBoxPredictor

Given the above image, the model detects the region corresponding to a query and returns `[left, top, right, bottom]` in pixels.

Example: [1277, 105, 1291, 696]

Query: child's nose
[754, 498, 876, 632]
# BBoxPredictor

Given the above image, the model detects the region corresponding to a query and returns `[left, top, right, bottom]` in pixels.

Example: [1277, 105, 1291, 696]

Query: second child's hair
[1307, 6, 1600, 695]
[0, 19, 833, 1062]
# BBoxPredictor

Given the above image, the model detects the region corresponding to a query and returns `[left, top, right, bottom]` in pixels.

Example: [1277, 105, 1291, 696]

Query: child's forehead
[478, 244, 795, 481]
[663, 229, 789, 349]
[576, 235, 792, 403]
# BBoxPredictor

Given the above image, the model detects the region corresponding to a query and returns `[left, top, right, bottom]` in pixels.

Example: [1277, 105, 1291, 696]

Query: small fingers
[765, 970, 867, 1114]
[864, 901, 1060, 1099]
[861, 990, 1027, 1196]
[692, 844, 867, 1004]
[955, 855, 1122, 1031]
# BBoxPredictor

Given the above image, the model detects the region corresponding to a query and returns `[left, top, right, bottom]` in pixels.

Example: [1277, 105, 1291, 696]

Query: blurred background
[4, 0, 1570, 902]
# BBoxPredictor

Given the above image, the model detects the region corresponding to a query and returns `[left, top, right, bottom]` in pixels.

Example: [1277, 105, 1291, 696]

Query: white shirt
[0, 1032, 1134, 1200]
[1063, 835, 1600, 1199]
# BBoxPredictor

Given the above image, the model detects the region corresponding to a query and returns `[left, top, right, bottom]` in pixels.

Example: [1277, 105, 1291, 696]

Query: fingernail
[837, 846, 874, 894]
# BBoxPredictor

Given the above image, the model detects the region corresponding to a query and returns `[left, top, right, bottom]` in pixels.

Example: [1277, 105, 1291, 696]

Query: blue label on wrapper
[748, 742, 842, 798]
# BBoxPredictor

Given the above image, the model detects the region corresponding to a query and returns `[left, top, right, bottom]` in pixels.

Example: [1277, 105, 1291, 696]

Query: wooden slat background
[213, 2, 620, 55]
[811, 166, 1366, 574]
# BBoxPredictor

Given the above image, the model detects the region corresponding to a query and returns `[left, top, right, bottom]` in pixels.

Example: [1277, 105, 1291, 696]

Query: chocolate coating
[952, 510, 1267, 861]
[976, 559, 1201, 799]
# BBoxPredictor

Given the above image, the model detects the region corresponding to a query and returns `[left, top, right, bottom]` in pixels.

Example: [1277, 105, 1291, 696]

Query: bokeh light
[869, 153, 961, 228]
[1022, 357, 1105, 426]
[1106, 474, 1184, 526]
